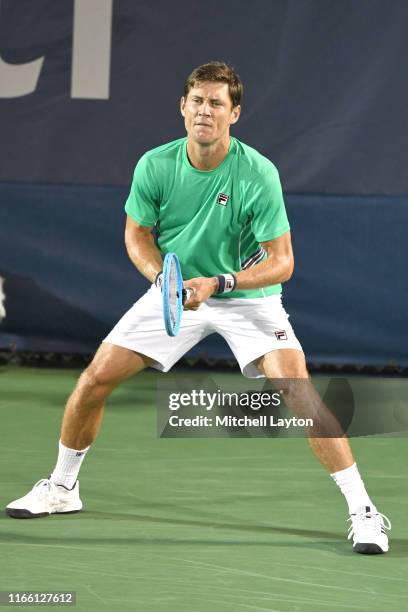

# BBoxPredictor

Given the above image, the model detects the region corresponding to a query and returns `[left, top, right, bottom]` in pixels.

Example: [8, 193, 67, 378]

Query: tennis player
[6, 62, 391, 554]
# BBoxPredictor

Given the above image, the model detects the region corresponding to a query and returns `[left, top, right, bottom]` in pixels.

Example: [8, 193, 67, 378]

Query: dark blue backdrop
[0, 0, 407, 367]
[1, 183, 406, 367]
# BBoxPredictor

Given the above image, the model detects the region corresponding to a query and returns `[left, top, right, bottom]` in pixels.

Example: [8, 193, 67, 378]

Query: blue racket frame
[162, 252, 184, 336]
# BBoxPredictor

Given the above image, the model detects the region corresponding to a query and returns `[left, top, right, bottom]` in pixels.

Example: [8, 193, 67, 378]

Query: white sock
[330, 462, 375, 514]
[50, 439, 90, 489]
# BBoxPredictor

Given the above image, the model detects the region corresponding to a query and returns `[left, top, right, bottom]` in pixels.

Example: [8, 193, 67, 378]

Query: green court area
[0, 366, 407, 611]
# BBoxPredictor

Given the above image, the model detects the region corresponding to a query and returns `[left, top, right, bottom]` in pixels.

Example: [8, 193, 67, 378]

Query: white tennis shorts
[103, 286, 303, 378]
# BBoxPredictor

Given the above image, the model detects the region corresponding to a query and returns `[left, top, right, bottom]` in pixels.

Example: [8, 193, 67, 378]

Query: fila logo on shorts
[275, 330, 287, 341]
[217, 193, 229, 206]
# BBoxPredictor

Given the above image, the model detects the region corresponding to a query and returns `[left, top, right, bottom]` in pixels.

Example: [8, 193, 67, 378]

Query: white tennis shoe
[347, 505, 391, 554]
[6, 478, 82, 519]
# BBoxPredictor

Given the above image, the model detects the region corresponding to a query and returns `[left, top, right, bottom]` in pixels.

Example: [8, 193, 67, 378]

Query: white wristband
[215, 273, 236, 294]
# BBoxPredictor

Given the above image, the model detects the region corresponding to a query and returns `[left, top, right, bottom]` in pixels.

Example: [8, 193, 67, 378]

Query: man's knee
[75, 342, 150, 398]
[283, 350, 308, 378]
[75, 361, 121, 401]
[258, 348, 309, 379]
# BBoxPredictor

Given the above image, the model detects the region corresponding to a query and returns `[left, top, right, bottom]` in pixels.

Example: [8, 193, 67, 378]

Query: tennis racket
[162, 252, 191, 336]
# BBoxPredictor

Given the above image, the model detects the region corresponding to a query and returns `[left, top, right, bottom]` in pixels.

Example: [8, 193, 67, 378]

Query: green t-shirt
[125, 137, 290, 298]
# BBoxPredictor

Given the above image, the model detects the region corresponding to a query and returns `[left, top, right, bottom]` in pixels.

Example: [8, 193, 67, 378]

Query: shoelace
[347, 509, 392, 540]
[31, 478, 60, 504]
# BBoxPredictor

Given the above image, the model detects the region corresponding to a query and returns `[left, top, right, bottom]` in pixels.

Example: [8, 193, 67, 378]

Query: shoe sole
[353, 543, 386, 554]
[5, 508, 82, 519]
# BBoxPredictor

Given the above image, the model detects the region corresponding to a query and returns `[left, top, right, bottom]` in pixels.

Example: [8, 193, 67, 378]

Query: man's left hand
[183, 277, 218, 310]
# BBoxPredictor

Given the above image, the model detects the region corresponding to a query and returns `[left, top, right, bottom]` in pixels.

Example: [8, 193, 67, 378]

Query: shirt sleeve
[124, 154, 160, 226]
[249, 166, 290, 242]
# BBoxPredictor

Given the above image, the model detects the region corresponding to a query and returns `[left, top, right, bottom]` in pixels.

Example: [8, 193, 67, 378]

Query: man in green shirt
[6, 62, 390, 555]
[124, 135, 290, 299]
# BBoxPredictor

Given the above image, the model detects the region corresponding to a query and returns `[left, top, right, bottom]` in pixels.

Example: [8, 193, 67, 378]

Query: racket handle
[182, 288, 192, 304]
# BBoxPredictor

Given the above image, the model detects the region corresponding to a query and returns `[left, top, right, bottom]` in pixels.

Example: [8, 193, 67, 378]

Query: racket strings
[169, 263, 178, 327]
[162, 252, 183, 336]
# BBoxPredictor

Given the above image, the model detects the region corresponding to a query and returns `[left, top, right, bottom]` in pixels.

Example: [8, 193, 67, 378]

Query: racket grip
[182, 288, 192, 304]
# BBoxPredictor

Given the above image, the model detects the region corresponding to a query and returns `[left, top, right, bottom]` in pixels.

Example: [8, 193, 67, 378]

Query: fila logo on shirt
[217, 193, 229, 206]
[275, 330, 287, 341]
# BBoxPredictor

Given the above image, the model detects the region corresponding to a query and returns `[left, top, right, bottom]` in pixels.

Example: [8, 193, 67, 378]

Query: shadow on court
[2, 512, 407, 557]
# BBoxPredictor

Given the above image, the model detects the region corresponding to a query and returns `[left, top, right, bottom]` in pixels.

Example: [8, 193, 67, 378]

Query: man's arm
[183, 231, 294, 310]
[125, 214, 293, 307]
[124, 215, 162, 283]
[235, 231, 294, 290]
[125, 214, 214, 311]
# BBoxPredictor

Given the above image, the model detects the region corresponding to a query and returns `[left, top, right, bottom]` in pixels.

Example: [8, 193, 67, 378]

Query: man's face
[180, 81, 240, 146]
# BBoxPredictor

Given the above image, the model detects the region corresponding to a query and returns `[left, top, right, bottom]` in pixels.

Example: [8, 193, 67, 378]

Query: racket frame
[162, 252, 184, 336]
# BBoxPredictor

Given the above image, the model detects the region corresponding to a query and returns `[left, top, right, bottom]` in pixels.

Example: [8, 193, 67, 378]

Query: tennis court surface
[1, 366, 407, 611]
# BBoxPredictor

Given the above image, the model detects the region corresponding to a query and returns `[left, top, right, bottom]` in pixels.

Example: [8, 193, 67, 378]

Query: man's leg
[48, 341, 153, 488]
[60, 342, 152, 450]
[256, 348, 353, 473]
[255, 349, 391, 554]
[6, 342, 152, 518]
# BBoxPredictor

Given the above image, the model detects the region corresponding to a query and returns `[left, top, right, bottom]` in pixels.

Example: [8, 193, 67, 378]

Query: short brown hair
[184, 61, 243, 108]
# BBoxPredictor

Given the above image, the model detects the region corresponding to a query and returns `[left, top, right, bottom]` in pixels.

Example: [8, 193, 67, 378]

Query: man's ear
[230, 104, 241, 125]
[180, 96, 186, 117]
